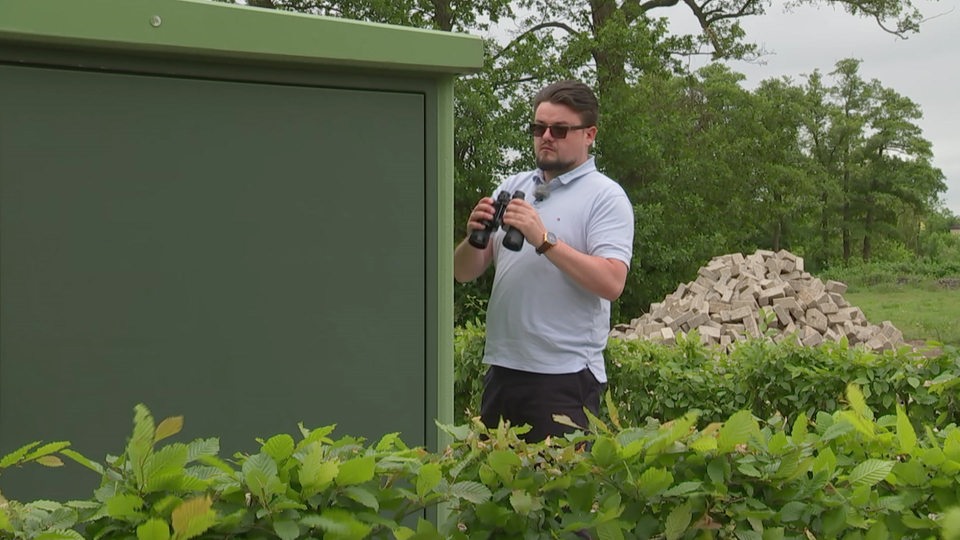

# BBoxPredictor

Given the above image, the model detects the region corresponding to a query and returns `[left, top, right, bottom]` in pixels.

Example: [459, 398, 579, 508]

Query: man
[453, 80, 634, 442]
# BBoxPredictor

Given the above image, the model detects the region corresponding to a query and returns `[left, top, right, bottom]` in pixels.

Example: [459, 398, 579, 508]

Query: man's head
[531, 80, 599, 179]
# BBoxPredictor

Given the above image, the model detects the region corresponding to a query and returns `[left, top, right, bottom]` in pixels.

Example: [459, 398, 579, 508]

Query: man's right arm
[453, 237, 492, 282]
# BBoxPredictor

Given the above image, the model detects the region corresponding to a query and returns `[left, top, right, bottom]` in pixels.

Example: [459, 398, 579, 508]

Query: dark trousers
[479, 365, 605, 443]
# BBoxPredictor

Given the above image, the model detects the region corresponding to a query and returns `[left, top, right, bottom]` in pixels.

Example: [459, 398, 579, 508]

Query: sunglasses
[528, 123, 591, 139]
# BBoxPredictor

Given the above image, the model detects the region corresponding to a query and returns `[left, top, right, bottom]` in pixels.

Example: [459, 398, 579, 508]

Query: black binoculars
[468, 190, 526, 251]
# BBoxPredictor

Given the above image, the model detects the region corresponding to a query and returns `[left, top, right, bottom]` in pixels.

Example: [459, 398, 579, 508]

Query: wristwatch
[536, 231, 557, 255]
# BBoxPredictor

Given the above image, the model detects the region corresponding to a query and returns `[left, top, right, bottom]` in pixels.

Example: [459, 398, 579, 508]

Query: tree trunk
[818, 191, 830, 268]
[430, 0, 453, 31]
[862, 229, 872, 261]
[862, 189, 875, 261]
[590, 0, 628, 99]
[772, 219, 782, 251]
[842, 200, 852, 262]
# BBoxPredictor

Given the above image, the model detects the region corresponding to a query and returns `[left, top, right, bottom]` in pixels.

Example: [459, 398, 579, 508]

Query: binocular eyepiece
[468, 190, 526, 251]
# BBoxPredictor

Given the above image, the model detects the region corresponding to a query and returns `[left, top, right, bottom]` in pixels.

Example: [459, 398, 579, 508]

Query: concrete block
[670, 311, 694, 330]
[825, 280, 848, 295]
[828, 313, 850, 325]
[687, 312, 711, 329]
[758, 284, 787, 306]
[773, 304, 794, 327]
[689, 282, 709, 296]
[805, 308, 828, 333]
[797, 288, 818, 309]
[881, 321, 903, 342]
[818, 300, 839, 315]
[865, 336, 886, 350]
[722, 306, 752, 322]
[700, 325, 722, 339]
[744, 314, 761, 338]
[765, 257, 782, 277]
[773, 297, 803, 319]
[698, 266, 720, 281]
[802, 331, 824, 347]
[660, 327, 676, 345]
[643, 323, 663, 337]
[824, 327, 841, 343]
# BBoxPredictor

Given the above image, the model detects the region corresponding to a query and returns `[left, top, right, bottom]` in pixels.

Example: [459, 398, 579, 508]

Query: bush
[453, 320, 487, 423]
[3, 330, 959, 539]
[454, 323, 960, 429]
[3, 393, 960, 539]
[605, 335, 960, 429]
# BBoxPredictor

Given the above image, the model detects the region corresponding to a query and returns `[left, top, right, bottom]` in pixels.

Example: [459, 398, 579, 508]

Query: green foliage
[453, 320, 487, 421]
[454, 323, 960, 428]
[608, 337, 960, 430]
[0, 407, 446, 540]
[5, 388, 960, 539]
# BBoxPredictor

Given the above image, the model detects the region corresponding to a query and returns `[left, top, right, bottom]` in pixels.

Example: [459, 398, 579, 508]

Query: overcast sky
[669, 0, 960, 216]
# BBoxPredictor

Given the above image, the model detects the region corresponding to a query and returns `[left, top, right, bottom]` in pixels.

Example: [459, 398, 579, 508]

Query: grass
[844, 280, 960, 346]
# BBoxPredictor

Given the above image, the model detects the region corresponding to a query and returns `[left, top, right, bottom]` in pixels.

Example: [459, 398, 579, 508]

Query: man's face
[533, 101, 596, 179]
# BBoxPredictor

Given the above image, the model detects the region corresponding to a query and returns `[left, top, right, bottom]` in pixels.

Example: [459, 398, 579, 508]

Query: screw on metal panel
[150, 15, 162, 27]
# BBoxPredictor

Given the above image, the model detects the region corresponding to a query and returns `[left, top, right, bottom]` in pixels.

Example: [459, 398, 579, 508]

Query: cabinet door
[1, 65, 427, 500]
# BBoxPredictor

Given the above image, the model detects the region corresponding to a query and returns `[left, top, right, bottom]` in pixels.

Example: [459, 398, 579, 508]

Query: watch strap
[536, 232, 556, 255]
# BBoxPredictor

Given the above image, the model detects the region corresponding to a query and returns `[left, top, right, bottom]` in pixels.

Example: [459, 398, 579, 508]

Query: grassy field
[844, 280, 960, 346]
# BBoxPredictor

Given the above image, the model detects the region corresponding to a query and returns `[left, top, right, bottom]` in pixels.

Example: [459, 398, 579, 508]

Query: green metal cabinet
[0, 0, 482, 501]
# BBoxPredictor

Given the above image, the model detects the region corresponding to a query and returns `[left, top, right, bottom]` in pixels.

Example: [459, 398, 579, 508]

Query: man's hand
[502, 198, 547, 246]
[466, 197, 496, 234]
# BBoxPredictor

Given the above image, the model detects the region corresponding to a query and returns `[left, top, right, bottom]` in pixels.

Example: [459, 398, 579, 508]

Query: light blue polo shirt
[483, 157, 634, 383]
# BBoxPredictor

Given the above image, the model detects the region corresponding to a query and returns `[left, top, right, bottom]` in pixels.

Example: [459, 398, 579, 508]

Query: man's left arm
[503, 194, 634, 301]
[540, 244, 629, 301]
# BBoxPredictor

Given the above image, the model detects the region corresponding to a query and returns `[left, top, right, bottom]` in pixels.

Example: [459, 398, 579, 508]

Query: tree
[857, 84, 945, 260]
[500, 0, 925, 105]
[798, 59, 945, 264]
[749, 77, 819, 253]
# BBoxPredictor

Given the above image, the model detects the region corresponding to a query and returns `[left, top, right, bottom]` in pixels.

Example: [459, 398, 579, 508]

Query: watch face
[547, 232, 557, 244]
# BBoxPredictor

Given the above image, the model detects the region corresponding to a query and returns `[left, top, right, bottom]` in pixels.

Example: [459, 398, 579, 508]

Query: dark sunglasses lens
[530, 124, 571, 138]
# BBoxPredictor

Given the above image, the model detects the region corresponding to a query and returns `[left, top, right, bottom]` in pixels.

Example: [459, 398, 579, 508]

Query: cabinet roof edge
[0, 0, 485, 75]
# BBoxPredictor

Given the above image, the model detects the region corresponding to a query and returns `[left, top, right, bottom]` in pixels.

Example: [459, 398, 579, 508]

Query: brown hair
[533, 80, 599, 127]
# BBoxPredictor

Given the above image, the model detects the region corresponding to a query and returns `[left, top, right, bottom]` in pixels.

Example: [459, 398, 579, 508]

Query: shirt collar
[534, 157, 597, 187]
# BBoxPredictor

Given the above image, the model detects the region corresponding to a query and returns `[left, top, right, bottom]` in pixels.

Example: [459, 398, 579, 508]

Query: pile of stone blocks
[611, 250, 904, 351]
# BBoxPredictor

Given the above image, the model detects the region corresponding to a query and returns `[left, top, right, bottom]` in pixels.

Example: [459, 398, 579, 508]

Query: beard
[536, 155, 576, 173]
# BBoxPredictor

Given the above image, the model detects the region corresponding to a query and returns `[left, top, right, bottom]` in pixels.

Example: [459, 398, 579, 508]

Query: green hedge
[454, 324, 960, 429]
[2, 395, 960, 539]
[3, 331, 959, 539]
[605, 336, 960, 429]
